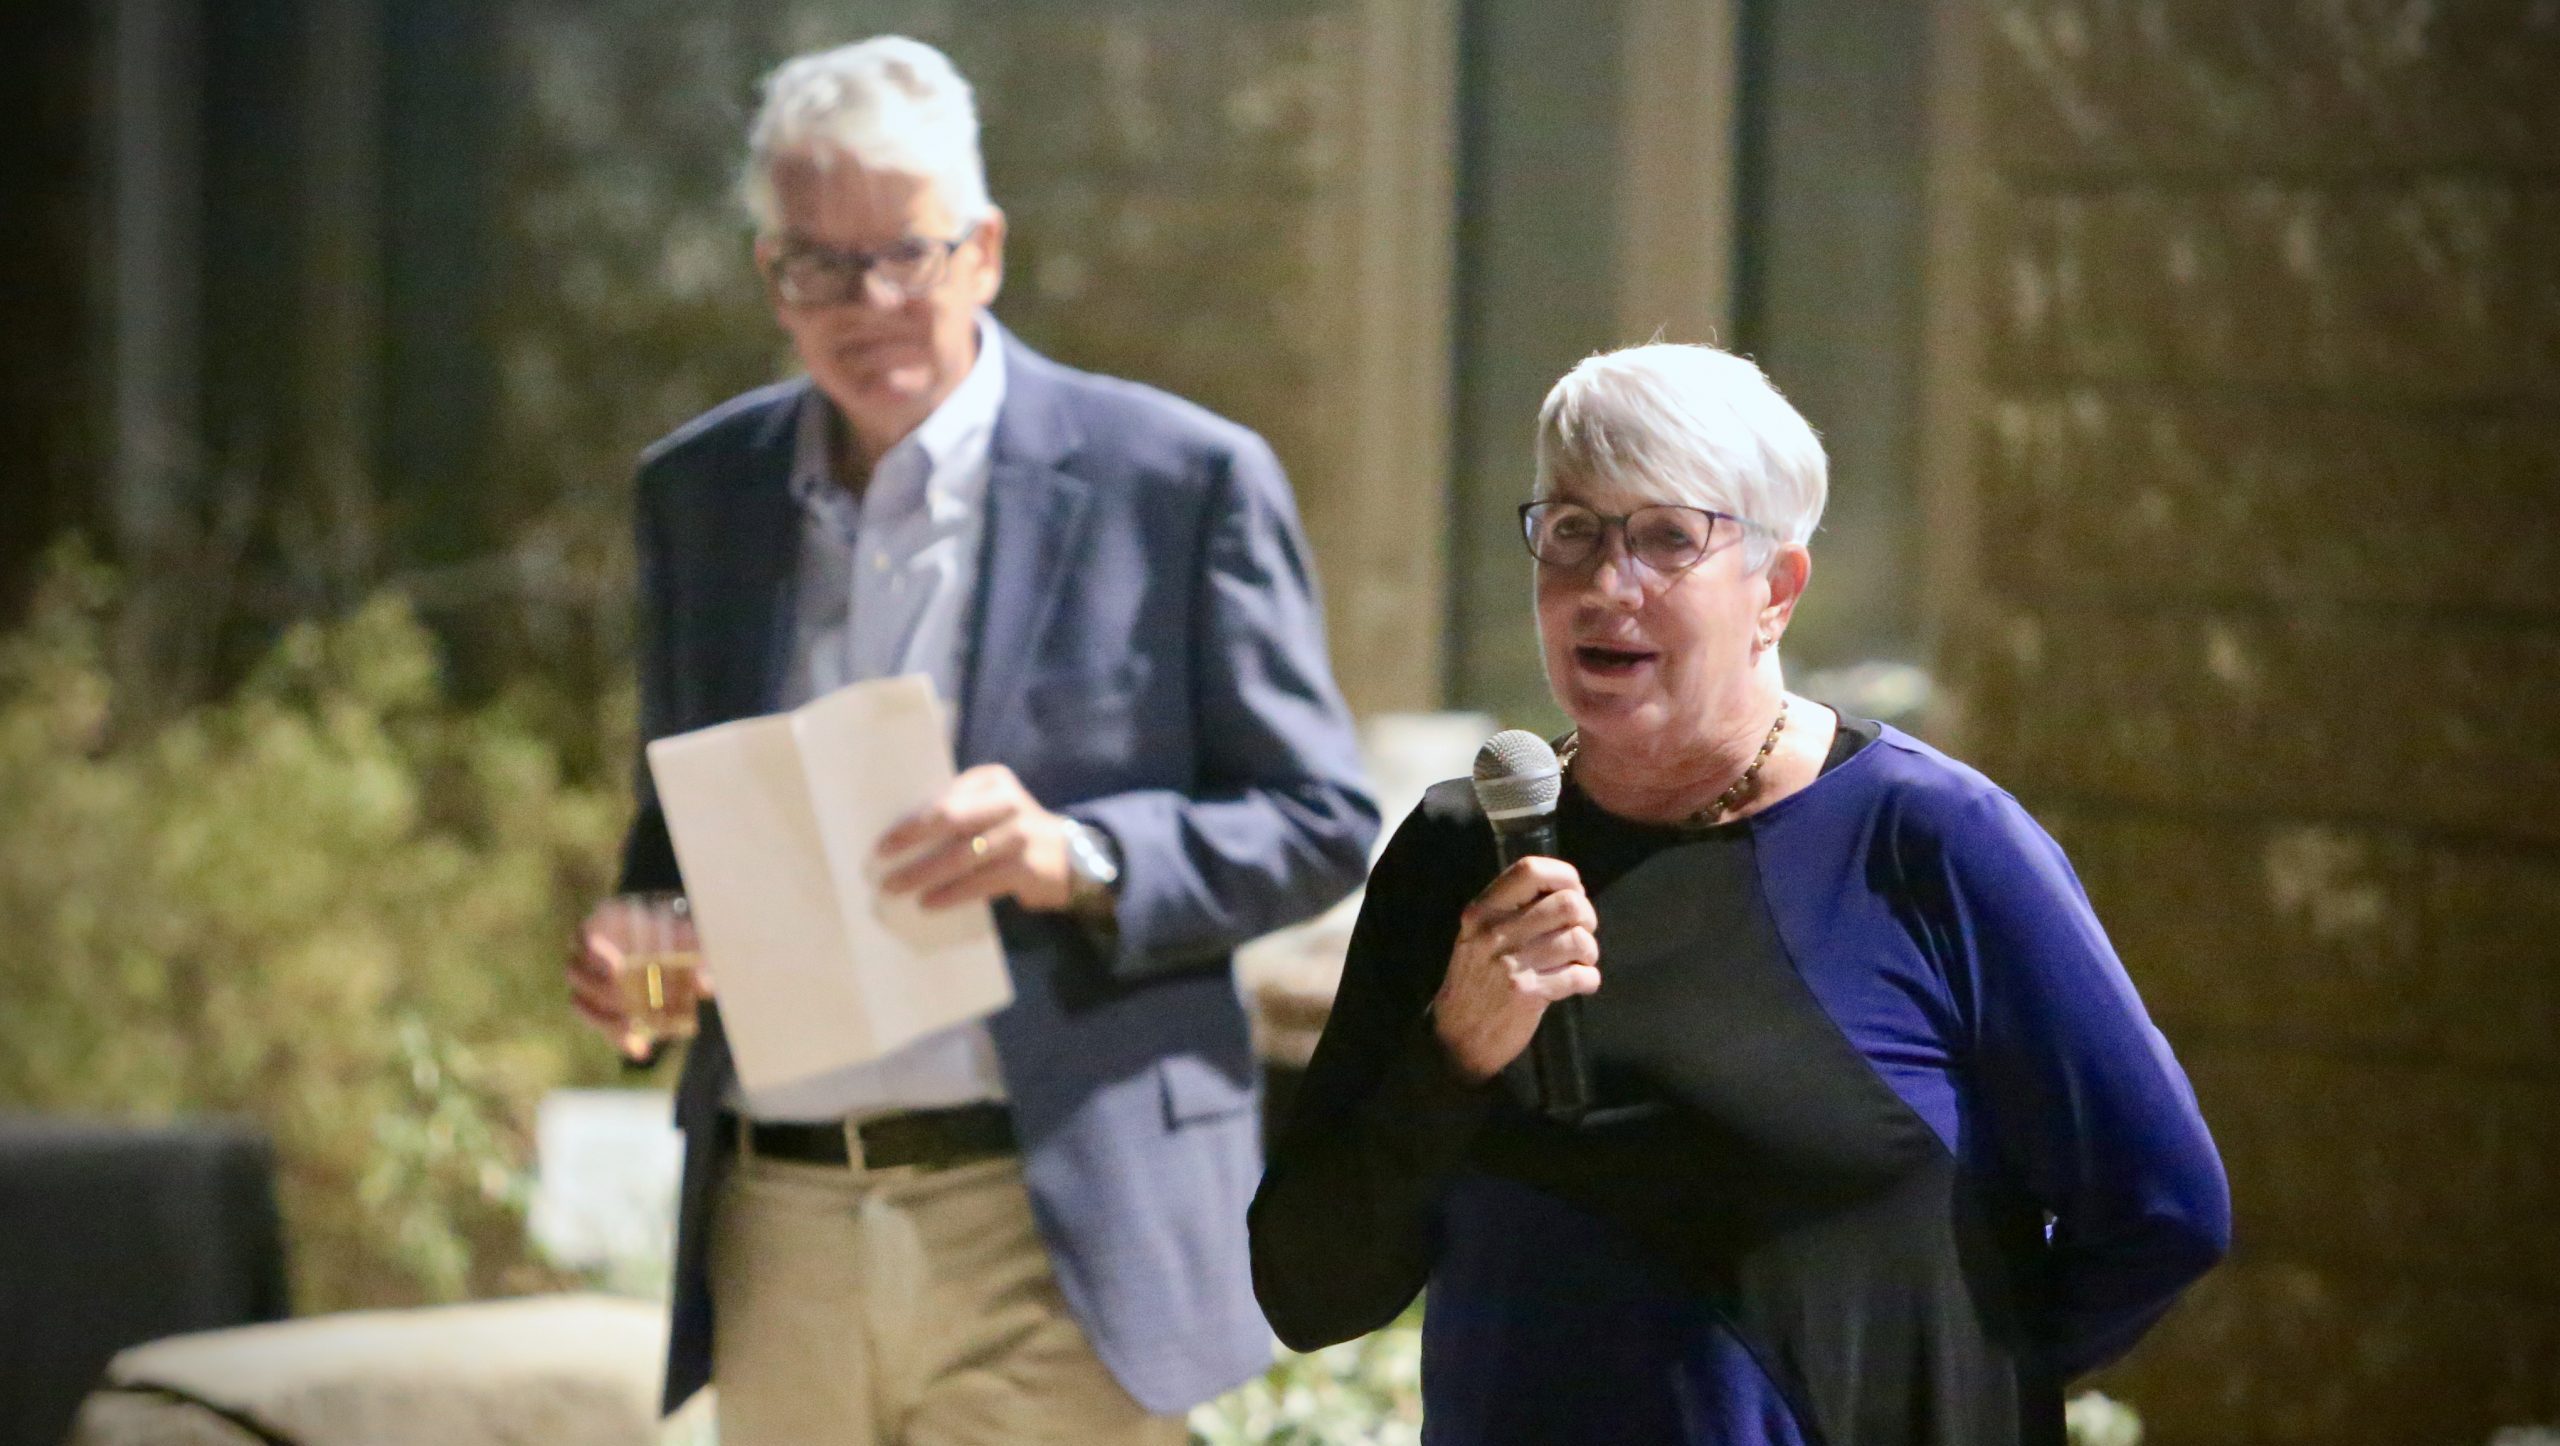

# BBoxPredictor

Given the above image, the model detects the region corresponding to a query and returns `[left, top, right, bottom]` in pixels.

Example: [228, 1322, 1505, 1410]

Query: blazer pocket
[1158, 1053, 1254, 1130]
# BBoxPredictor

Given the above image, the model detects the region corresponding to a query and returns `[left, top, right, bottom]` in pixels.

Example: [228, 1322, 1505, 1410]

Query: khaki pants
[708, 1148, 1187, 1446]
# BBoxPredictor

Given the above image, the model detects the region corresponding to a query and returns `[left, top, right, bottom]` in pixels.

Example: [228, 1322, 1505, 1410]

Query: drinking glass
[604, 891, 703, 1060]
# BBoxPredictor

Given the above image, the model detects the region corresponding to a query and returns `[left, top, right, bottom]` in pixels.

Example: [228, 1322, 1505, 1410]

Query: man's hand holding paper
[876, 763, 1078, 913]
[640, 675, 1015, 1096]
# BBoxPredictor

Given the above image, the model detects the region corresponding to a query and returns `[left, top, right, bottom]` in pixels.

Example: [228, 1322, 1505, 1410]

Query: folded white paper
[644, 676, 1012, 1094]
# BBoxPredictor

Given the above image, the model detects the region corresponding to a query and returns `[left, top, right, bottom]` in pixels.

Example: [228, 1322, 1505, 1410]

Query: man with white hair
[566, 36, 1377, 1445]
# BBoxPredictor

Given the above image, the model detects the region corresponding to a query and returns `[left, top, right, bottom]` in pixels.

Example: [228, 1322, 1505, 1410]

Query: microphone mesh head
[1472, 730, 1563, 822]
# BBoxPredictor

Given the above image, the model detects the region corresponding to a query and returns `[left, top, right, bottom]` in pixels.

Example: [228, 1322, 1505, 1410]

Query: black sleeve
[1248, 792, 1498, 1351]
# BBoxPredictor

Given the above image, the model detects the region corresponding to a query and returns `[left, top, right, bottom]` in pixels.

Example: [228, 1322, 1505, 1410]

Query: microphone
[1471, 730, 1591, 1123]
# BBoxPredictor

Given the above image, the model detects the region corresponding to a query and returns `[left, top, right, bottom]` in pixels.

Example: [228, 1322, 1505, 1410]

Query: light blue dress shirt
[737, 312, 1010, 1122]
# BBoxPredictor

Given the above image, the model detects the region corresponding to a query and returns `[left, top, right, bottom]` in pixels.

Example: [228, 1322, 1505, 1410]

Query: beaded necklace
[1557, 697, 1790, 829]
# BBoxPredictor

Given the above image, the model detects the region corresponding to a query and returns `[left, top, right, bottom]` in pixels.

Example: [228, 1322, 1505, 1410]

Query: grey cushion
[68, 1295, 693, 1446]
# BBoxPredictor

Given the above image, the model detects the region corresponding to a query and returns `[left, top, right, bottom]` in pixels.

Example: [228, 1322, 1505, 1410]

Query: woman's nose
[1587, 537, 1649, 607]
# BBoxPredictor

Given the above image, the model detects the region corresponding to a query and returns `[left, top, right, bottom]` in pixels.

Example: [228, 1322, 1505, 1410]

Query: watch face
[1065, 822, 1119, 897]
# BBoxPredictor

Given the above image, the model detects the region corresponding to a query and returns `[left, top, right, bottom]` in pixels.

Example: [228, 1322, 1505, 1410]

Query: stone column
[1925, 3, 2560, 1440]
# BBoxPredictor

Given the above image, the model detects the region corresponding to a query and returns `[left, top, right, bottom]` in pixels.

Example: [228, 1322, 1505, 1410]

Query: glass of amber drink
[607, 892, 703, 1058]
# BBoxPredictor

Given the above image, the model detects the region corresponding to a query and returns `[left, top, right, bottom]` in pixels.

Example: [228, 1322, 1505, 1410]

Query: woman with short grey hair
[1251, 343, 2229, 1444]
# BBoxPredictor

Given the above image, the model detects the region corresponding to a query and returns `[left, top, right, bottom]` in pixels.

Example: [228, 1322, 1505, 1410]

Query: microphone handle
[1492, 819, 1592, 1123]
[1532, 993, 1592, 1123]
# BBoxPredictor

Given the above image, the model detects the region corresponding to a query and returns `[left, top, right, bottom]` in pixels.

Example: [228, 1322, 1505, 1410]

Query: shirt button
[872, 552, 890, 572]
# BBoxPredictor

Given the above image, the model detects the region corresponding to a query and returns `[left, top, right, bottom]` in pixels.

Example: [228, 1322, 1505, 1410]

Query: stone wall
[1938, 4, 2560, 1441]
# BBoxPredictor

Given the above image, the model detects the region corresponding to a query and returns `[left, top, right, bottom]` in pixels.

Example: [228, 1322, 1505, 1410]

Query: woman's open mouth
[1573, 642, 1657, 676]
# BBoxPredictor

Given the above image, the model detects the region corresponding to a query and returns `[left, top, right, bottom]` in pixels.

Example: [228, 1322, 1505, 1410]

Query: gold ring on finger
[970, 833, 990, 859]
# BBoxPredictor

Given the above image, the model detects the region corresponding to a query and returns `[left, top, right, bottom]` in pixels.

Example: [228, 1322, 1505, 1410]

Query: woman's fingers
[1437, 871, 1597, 1079]
[1459, 856, 1585, 934]
[1496, 925, 1599, 993]
[1511, 925, 1598, 975]
[1521, 961, 1602, 1000]
[1515, 884, 1598, 938]
[1471, 891, 1598, 966]
[1459, 878, 1594, 964]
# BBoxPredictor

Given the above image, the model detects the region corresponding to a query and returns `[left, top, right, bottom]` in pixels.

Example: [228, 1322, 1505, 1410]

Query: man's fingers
[952, 762, 1023, 797]
[878, 767, 1029, 856]
[570, 956, 624, 1007]
[879, 795, 1020, 862]
[574, 927, 624, 976]
[570, 957, 624, 1003]
[877, 781, 979, 855]
[571, 981, 624, 1030]
[885, 820, 1026, 897]
[878, 797, 962, 857]
[920, 859, 1028, 911]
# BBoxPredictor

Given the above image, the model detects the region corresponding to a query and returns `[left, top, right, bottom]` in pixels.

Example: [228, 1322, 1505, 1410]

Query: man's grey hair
[741, 36, 993, 236]
[1534, 343, 1828, 572]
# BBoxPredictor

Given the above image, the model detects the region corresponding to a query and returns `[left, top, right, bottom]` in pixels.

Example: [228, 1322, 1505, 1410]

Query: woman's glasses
[1518, 501, 1748, 577]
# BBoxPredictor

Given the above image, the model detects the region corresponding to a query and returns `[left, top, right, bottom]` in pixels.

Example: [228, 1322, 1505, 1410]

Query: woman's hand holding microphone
[1432, 857, 1601, 1083]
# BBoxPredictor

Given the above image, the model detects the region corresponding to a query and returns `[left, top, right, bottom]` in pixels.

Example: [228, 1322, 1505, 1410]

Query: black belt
[725, 1102, 1016, 1171]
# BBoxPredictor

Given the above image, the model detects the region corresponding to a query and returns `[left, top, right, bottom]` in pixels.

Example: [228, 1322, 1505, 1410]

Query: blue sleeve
[1068, 433, 1381, 981]
[1920, 789, 2230, 1378]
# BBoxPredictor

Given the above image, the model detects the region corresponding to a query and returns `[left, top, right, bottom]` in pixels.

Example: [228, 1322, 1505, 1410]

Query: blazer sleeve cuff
[1062, 791, 1203, 980]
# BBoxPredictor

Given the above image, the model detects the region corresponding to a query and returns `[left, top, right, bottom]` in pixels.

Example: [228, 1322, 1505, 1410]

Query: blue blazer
[616, 326, 1380, 1415]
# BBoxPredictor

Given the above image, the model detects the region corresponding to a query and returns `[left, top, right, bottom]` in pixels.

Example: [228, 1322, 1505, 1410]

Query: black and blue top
[1249, 720, 2230, 1446]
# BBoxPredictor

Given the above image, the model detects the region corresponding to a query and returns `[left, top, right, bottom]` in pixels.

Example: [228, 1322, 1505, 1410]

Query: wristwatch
[1058, 817, 1123, 929]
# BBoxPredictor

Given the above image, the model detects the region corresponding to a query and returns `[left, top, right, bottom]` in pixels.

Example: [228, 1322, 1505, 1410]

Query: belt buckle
[860, 1108, 963, 1173]
[856, 1103, 1007, 1173]
[731, 1116, 864, 1170]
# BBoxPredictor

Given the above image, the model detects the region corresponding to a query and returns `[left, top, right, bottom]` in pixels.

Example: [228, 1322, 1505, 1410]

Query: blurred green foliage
[1190, 1308, 1424, 1446]
[0, 544, 630, 1311]
[1184, 1306, 2143, 1446]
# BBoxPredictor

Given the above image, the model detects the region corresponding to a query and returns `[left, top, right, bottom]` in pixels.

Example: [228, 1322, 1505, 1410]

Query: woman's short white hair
[742, 36, 993, 235]
[1534, 343, 1827, 572]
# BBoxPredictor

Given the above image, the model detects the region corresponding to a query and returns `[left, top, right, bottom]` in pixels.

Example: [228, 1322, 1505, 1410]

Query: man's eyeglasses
[766, 226, 977, 307]
[1518, 501, 1750, 576]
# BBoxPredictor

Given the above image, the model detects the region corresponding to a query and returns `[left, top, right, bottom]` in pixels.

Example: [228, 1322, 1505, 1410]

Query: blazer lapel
[959, 458, 1092, 765]
[714, 384, 807, 719]
[959, 327, 1092, 765]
